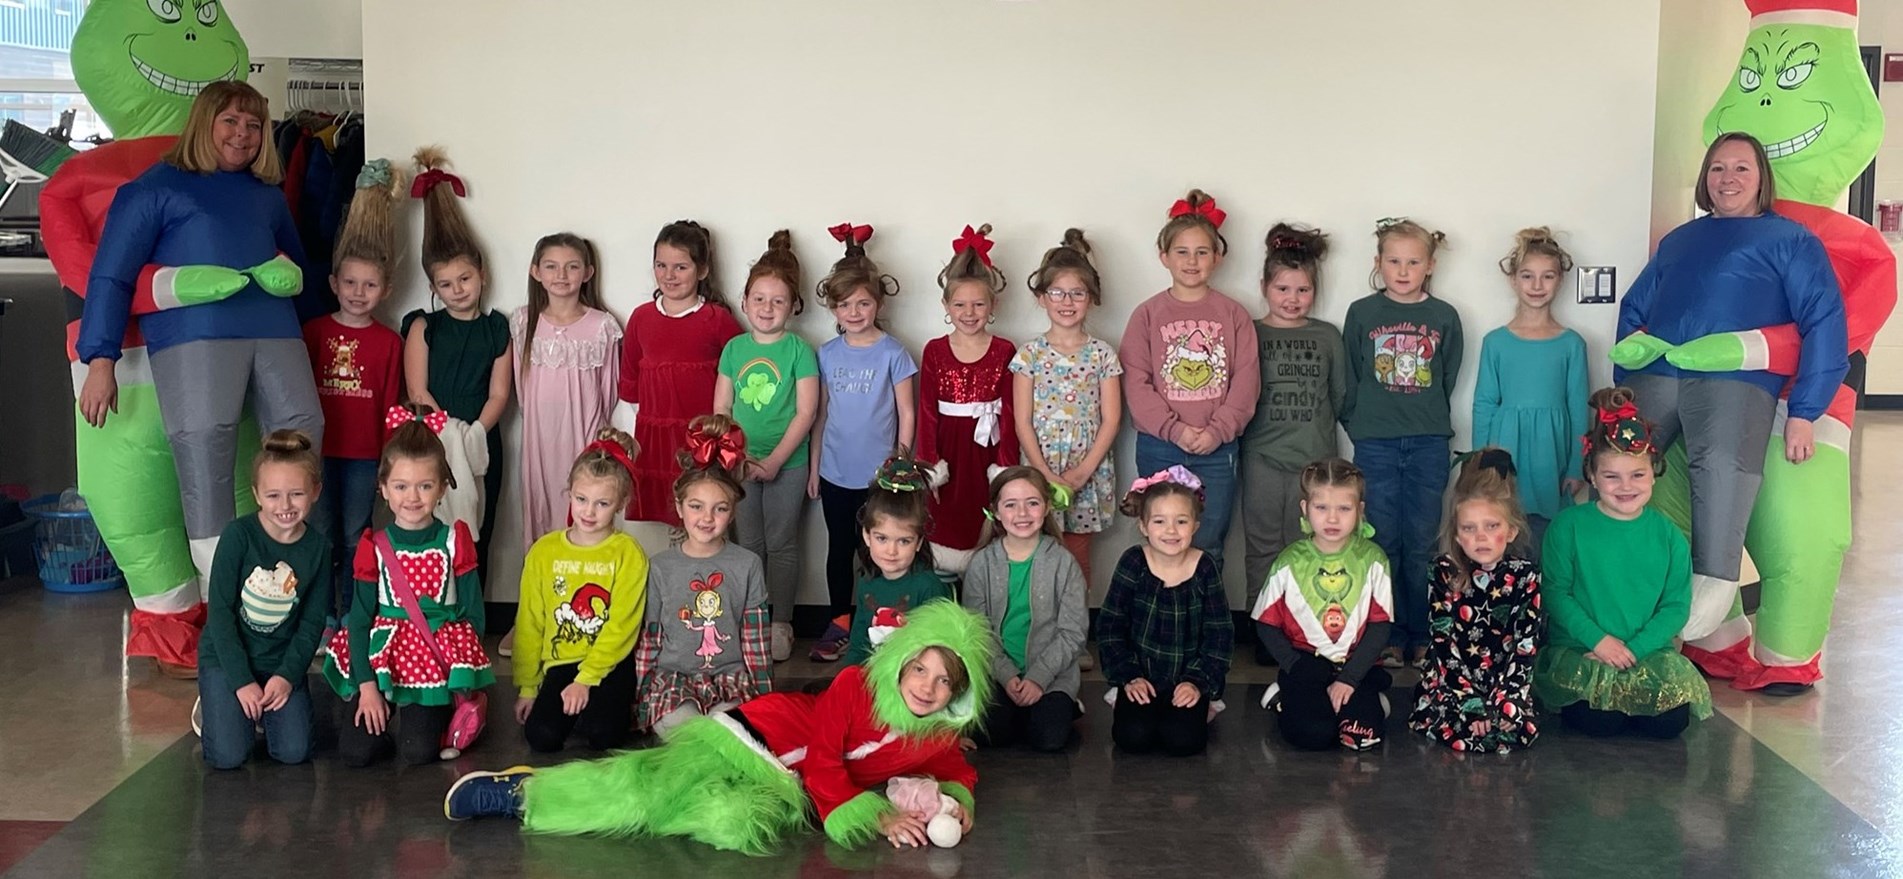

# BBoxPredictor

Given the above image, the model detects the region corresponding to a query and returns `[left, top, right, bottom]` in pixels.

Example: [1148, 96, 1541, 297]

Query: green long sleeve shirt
[1539, 503, 1691, 659]
[198, 515, 333, 687]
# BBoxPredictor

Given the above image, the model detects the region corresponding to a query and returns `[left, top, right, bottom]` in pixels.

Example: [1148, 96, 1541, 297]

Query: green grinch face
[72, 0, 250, 140]
[1702, 21, 1883, 205]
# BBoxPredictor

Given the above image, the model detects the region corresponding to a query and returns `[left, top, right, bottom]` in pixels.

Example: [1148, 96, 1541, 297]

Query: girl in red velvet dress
[615, 220, 743, 527]
[918, 224, 1020, 575]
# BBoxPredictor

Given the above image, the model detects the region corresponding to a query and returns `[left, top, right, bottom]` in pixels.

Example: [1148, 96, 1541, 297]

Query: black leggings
[974, 685, 1078, 753]
[1277, 656, 1392, 751]
[818, 479, 867, 618]
[1560, 701, 1691, 740]
[523, 656, 640, 753]
[1112, 689, 1208, 757]
[339, 701, 453, 767]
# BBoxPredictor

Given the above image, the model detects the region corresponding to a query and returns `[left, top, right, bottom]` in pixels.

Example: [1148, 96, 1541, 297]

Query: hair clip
[385, 406, 447, 435]
[1128, 465, 1205, 498]
[1169, 198, 1227, 229]
[1375, 216, 1408, 232]
[875, 455, 930, 492]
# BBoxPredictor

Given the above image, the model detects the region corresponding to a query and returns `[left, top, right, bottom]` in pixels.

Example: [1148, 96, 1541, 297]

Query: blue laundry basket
[23, 491, 122, 594]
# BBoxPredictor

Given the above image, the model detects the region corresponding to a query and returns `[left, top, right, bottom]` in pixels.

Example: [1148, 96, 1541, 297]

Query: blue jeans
[198, 665, 313, 769]
[1353, 435, 1450, 649]
[1134, 433, 1238, 575]
[315, 457, 379, 620]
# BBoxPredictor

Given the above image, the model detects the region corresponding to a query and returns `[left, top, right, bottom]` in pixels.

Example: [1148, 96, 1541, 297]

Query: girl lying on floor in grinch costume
[445, 599, 993, 854]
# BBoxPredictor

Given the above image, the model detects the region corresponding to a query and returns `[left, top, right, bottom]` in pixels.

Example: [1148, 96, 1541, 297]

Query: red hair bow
[691, 571, 725, 592]
[829, 223, 873, 245]
[687, 423, 748, 472]
[410, 168, 466, 199]
[1596, 402, 1639, 425]
[386, 406, 448, 435]
[1169, 198, 1227, 229]
[584, 438, 638, 482]
[953, 225, 994, 267]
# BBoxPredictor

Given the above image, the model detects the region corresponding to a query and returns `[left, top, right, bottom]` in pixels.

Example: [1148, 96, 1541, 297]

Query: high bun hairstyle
[938, 223, 1006, 301]
[1440, 447, 1531, 573]
[252, 429, 322, 487]
[1156, 188, 1229, 255]
[653, 220, 729, 311]
[413, 146, 484, 277]
[1582, 387, 1664, 479]
[522, 232, 605, 379]
[332, 158, 407, 280]
[1026, 228, 1102, 305]
[1498, 226, 1575, 277]
[744, 230, 805, 316]
[815, 222, 899, 331]
[673, 414, 750, 507]
[1370, 217, 1447, 293]
[856, 448, 937, 573]
[1262, 222, 1330, 290]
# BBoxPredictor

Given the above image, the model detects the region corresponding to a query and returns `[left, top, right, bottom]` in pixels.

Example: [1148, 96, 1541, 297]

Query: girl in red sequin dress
[324, 405, 495, 766]
[918, 224, 1020, 575]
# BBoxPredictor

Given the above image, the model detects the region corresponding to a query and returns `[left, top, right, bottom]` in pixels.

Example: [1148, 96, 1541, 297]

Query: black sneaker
[809, 620, 851, 662]
[445, 766, 534, 820]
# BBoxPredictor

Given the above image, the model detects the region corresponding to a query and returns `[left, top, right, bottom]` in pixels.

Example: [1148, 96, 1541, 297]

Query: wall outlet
[1576, 266, 1617, 304]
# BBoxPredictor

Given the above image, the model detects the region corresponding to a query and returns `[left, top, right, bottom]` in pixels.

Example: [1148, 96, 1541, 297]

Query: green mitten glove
[168, 265, 250, 306]
[248, 255, 304, 298]
[1608, 332, 1675, 370]
[1663, 332, 1747, 373]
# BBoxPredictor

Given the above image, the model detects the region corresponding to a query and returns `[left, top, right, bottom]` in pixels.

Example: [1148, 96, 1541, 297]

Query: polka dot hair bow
[386, 405, 448, 435]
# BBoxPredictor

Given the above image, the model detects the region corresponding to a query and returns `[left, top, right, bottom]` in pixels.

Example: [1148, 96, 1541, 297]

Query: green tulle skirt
[1533, 644, 1713, 720]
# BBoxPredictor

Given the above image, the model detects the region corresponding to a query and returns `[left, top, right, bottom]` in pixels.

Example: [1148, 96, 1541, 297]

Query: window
[0, 0, 100, 143]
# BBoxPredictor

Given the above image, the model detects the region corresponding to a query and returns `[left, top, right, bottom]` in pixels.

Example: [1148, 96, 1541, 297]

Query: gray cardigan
[960, 534, 1088, 697]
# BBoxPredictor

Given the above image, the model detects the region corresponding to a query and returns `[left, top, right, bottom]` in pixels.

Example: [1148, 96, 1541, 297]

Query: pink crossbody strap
[372, 531, 453, 677]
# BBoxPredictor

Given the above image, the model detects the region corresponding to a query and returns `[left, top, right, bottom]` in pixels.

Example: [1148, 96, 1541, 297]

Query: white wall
[1856, 0, 1903, 394]
[361, 0, 1664, 608]
[223, 0, 362, 60]
[1650, 0, 1749, 244]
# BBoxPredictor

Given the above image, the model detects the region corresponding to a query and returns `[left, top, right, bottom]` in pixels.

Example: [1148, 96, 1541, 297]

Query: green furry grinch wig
[863, 600, 996, 738]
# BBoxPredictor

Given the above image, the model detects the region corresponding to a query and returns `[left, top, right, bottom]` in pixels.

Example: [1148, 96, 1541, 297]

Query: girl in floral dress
[1010, 228, 1122, 591]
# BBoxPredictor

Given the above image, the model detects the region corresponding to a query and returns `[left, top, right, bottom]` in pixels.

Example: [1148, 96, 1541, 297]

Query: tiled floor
[8, 415, 1903, 877]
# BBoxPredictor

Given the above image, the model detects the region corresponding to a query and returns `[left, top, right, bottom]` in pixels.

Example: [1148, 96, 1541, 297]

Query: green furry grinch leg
[521, 716, 809, 856]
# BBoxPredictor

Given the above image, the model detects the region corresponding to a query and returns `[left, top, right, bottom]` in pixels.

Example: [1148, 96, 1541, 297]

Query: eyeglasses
[1044, 288, 1090, 302]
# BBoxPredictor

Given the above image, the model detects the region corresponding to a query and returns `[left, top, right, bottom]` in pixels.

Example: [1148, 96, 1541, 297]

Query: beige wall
[357, 0, 1666, 605]
[222, 0, 362, 60]
[1650, 0, 1749, 244]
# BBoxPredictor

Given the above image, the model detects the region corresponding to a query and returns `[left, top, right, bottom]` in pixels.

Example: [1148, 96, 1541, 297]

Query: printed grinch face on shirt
[1158, 319, 1229, 402]
[551, 575, 613, 644]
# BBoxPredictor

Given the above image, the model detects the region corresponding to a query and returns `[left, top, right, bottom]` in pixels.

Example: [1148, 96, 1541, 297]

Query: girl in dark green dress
[401, 147, 511, 615]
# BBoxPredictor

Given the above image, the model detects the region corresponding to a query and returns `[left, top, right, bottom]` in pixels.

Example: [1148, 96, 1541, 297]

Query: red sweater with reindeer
[731, 664, 976, 826]
[303, 315, 404, 460]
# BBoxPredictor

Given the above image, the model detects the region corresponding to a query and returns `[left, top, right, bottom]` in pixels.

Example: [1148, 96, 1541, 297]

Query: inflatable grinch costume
[1617, 0, 1893, 693]
[39, 0, 263, 671]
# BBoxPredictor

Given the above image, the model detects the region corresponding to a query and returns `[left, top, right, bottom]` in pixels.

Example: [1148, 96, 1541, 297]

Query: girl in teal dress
[1533, 387, 1711, 739]
[1471, 228, 1589, 554]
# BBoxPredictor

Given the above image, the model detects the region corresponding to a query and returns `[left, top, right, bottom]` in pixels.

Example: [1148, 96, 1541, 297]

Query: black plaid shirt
[1096, 546, 1234, 700]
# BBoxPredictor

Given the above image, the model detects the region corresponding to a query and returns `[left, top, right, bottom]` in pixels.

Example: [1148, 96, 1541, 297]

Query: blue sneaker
[445, 766, 534, 821]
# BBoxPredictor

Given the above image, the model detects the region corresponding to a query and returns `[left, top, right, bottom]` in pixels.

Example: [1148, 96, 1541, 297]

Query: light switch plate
[1576, 266, 1617, 304]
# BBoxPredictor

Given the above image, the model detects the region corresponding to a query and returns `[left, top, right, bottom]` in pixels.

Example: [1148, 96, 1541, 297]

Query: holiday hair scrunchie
[410, 167, 466, 199]
[583, 438, 638, 483]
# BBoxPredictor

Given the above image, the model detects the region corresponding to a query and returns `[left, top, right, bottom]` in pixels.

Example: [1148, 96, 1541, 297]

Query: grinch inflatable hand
[1640, 0, 1894, 693]
[38, 0, 263, 673]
